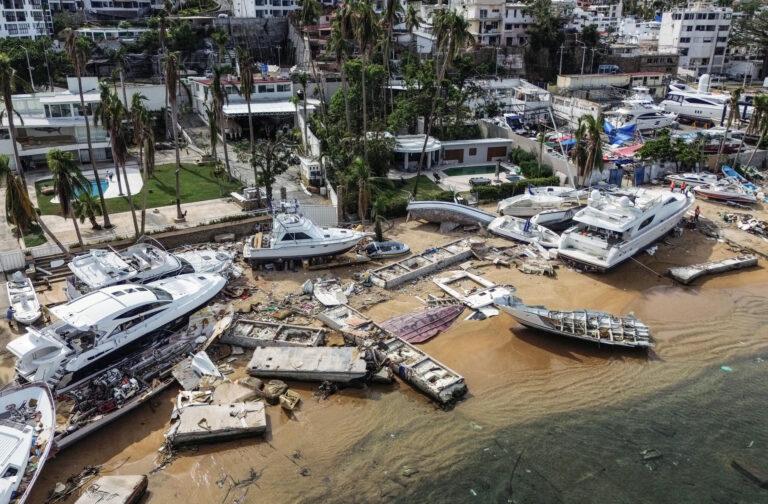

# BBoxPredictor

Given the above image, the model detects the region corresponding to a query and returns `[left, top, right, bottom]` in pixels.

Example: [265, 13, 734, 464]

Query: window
[469, 148, 477, 156]
[680, 48, 689, 56]
[705, 25, 715, 31]
[714, 47, 724, 55]
[281, 232, 312, 241]
[707, 13, 717, 20]
[695, 13, 705, 20]
[672, 13, 681, 20]
[717, 37, 727, 43]
[45, 103, 72, 118]
[679, 37, 690, 43]
[479, 9, 487, 18]
[719, 25, 729, 31]
[638, 216, 655, 231]
[505, 23, 512, 30]
[683, 13, 693, 20]
[276, 84, 290, 92]
[695, 25, 705, 31]
[686, 26, 692, 31]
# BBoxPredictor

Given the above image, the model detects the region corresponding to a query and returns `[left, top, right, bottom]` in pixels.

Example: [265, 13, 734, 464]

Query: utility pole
[589, 48, 596, 74]
[580, 46, 586, 74]
[559, 44, 564, 75]
[21, 47, 35, 93]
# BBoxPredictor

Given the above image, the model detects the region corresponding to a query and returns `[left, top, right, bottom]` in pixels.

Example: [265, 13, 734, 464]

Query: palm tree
[414, 9, 474, 197]
[571, 114, 603, 185]
[745, 94, 768, 168]
[47, 149, 88, 247]
[95, 82, 124, 196]
[210, 66, 233, 178]
[0, 53, 28, 191]
[251, 134, 293, 207]
[348, 157, 371, 223]
[404, 3, 423, 53]
[210, 30, 229, 66]
[327, 20, 352, 132]
[95, 87, 139, 237]
[381, 0, 404, 114]
[73, 191, 103, 231]
[165, 51, 185, 221]
[130, 93, 154, 235]
[63, 28, 112, 228]
[352, 0, 380, 164]
[715, 87, 742, 168]
[111, 47, 130, 107]
[1, 154, 67, 254]
[237, 47, 256, 156]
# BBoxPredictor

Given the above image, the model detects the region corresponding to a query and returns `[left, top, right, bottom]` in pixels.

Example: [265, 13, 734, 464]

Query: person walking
[694, 205, 700, 223]
[6, 306, 16, 331]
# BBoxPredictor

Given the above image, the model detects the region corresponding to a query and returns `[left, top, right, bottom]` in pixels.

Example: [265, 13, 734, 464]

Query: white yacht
[243, 213, 366, 264]
[665, 172, 718, 186]
[558, 189, 695, 271]
[497, 187, 586, 218]
[487, 215, 561, 248]
[0, 383, 55, 504]
[7, 273, 226, 387]
[66, 242, 231, 299]
[605, 87, 677, 131]
[661, 75, 751, 125]
[6, 272, 41, 326]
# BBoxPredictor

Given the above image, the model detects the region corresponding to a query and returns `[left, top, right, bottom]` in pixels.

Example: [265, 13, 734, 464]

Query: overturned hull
[498, 300, 653, 349]
[407, 200, 496, 226]
[668, 255, 758, 285]
[221, 318, 326, 348]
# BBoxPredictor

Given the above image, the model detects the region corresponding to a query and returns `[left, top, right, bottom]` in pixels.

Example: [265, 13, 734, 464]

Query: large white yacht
[497, 187, 586, 218]
[605, 87, 677, 131]
[66, 242, 231, 299]
[661, 75, 751, 125]
[558, 189, 695, 271]
[243, 213, 367, 264]
[0, 383, 55, 504]
[7, 273, 226, 387]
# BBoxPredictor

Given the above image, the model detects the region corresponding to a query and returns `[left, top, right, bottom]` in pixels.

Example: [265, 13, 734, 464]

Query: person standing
[694, 205, 700, 223]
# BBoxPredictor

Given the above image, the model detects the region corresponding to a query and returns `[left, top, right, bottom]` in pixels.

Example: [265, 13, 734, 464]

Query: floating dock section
[368, 239, 478, 289]
[316, 305, 468, 406]
[247, 346, 368, 383]
[221, 318, 326, 348]
[668, 255, 758, 285]
[75, 475, 148, 504]
[167, 401, 267, 446]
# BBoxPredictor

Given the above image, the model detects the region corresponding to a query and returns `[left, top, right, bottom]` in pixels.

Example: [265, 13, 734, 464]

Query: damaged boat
[6, 272, 41, 326]
[379, 304, 465, 343]
[221, 318, 326, 348]
[7, 273, 226, 387]
[406, 200, 495, 226]
[497, 187, 585, 218]
[0, 383, 55, 504]
[487, 215, 561, 248]
[243, 213, 366, 264]
[364, 241, 410, 259]
[530, 206, 584, 232]
[497, 297, 653, 349]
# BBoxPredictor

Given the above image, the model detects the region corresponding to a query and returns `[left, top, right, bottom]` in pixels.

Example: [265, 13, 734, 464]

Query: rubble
[74, 475, 148, 504]
[221, 318, 326, 348]
[166, 398, 267, 447]
[668, 255, 758, 285]
[433, 270, 514, 312]
[247, 347, 369, 383]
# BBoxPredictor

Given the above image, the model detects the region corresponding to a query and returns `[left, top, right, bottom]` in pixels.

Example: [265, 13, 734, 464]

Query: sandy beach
[3, 197, 767, 503]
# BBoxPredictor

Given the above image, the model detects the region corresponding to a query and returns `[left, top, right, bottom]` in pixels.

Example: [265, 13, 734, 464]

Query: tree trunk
[714, 119, 732, 168]
[77, 67, 112, 228]
[139, 141, 147, 235]
[745, 131, 766, 167]
[341, 65, 351, 132]
[110, 143, 124, 196]
[247, 100, 255, 155]
[171, 102, 184, 221]
[361, 56, 368, 164]
[220, 111, 232, 178]
[4, 99, 28, 193]
[121, 158, 139, 239]
[35, 217, 69, 258]
[302, 93, 309, 152]
[119, 68, 128, 108]
[70, 209, 83, 248]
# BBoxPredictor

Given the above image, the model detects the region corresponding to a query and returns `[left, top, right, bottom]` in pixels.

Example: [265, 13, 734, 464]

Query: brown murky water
[11, 221, 768, 503]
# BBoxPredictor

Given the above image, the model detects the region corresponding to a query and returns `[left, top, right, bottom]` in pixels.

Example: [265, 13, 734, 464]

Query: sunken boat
[497, 297, 653, 349]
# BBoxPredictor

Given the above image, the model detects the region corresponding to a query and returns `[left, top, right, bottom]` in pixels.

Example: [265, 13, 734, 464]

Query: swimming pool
[442, 165, 505, 176]
[75, 178, 110, 197]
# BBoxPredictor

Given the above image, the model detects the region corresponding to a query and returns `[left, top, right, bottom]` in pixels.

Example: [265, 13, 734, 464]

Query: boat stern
[6, 330, 69, 383]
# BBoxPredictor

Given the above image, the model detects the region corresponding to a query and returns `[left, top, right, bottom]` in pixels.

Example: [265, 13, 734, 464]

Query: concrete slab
[74, 475, 148, 504]
[168, 401, 267, 446]
[210, 382, 260, 405]
[247, 346, 368, 383]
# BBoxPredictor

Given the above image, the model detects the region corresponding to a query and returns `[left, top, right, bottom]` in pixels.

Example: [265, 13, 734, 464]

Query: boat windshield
[145, 286, 173, 301]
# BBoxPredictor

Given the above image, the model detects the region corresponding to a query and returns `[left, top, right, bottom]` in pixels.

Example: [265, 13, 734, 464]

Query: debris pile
[720, 212, 768, 238]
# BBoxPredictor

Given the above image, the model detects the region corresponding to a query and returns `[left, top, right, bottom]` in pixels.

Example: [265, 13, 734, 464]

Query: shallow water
[17, 224, 768, 503]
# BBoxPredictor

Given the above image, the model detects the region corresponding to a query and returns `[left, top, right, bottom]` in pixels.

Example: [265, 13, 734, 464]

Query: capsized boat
[497, 296, 653, 349]
[487, 215, 561, 248]
[406, 200, 495, 226]
[558, 189, 695, 271]
[7, 273, 227, 388]
[0, 383, 55, 504]
[6, 272, 40, 326]
[497, 187, 586, 218]
[693, 181, 757, 204]
[665, 172, 718, 186]
[243, 213, 366, 264]
[364, 241, 410, 259]
[379, 304, 465, 343]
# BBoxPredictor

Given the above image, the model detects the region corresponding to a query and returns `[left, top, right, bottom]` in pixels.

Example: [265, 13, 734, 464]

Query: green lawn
[22, 225, 47, 247]
[376, 176, 452, 217]
[35, 163, 243, 216]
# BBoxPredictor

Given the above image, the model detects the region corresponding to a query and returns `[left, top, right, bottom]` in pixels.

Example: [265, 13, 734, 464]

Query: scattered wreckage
[221, 318, 326, 348]
[668, 255, 758, 285]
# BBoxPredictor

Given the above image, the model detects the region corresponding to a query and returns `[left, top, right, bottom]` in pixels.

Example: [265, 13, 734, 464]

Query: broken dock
[368, 239, 479, 289]
[221, 318, 326, 348]
[247, 346, 368, 383]
[668, 255, 758, 285]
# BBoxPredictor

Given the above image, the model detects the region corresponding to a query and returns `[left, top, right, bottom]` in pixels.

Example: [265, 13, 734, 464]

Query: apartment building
[658, 2, 732, 76]
[48, 0, 162, 16]
[603, 43, 680, 74]
[232, 0, 298, 18]
[502, 2, 533, 47]
[451, 0, 505, 47]
[77, 26, 150, 43]
[567, 0, 623, 32]
[0, 0, 51, 39]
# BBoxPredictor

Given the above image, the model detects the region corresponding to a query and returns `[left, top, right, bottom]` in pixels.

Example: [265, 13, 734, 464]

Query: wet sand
[12, 214, 768, 503]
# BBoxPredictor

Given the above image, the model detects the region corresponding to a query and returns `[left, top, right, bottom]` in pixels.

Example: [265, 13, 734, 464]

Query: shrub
[472, 176, 561, 203]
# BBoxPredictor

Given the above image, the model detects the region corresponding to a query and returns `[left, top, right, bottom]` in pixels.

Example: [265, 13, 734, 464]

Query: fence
[300, 204, 338, 227]
[0, 250, 25, 273]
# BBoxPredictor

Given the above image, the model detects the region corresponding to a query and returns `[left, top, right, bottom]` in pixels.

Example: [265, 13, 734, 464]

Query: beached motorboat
[693, 181, 757, 204]
[175, 249, 235, 275]
[558, 189, 695, 271]
[379, 304, 465, 343]
[488, 215, 561, 248]
[0, 383, 55, 504]
[364, 241, 410, 259]
[406, 200, 495, 226]
[7, 273, 226, 388]
[497, 187, 586, 218]
[243, 213, 366, 264]
[722, 165, 759, 193]
[605, 87, 677, 132]
[665, 172, 718, 186]
[497, 297, 653, 349]
[6, 272, 41, 325]
[530, 206, 584, 231]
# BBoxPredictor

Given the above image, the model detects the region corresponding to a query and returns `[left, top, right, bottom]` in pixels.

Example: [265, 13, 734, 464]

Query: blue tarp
[634, 166, 645, 186]
[604, 122, 636, 145]
[608, 168, 623, 187]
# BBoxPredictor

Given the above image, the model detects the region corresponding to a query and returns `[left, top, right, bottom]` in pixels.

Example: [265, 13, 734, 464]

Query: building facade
[232, 0, 298, 18]
[658, 2, 732, 76]
[0, 0, 51, 39]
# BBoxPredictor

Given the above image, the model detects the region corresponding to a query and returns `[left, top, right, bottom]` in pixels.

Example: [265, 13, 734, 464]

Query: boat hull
[488, 216, 560, 248]
[245, 238, 362, 264]
[693, 187, 756, 204]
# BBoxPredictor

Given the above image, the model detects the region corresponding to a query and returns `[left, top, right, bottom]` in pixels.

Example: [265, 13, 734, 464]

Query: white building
[48, 0, 163, 16]
[0, 76, 165, 172]
[0, 0, 50, 39]
[470, 78, 551, 119]
[658, 2, 732, 76]
[76, 26, 151, 44]
[451, 0, 504, 47]
[617, 16, 660, 46]
[232, 0, 298, 18]
[502, 2, 534, 47]
[567, 0, 623, 33]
